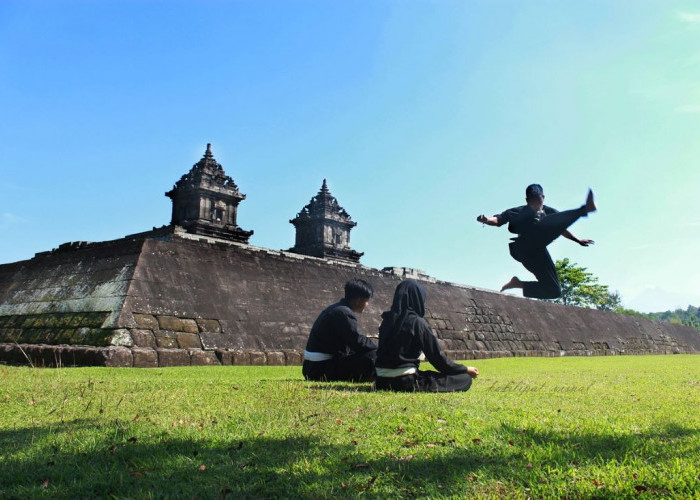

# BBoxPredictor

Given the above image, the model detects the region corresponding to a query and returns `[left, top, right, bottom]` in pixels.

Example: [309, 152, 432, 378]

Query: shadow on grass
[500, 421, 700, 464]
[1, 419, 696, 498]
[304, 382, 375, 392]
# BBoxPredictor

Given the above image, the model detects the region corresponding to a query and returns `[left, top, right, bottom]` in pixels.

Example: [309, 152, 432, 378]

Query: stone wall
[1, 232, 698, 367]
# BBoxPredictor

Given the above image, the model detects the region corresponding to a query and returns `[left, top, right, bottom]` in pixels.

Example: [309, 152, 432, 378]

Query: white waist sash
[304, 350, 333, 362]
[375, 366, 417, 378]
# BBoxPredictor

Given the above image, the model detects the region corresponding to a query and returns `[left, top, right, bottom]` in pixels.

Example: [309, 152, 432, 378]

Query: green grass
[1, 356, 698, 499]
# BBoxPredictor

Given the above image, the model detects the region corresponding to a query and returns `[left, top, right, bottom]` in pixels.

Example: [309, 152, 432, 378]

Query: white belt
[304, 350, 333, 362]
[376, 366, 417, 378]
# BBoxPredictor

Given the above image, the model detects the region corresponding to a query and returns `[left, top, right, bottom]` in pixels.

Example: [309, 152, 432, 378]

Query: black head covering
[389, 279, 426, 318]
[378, 280, 426, 343]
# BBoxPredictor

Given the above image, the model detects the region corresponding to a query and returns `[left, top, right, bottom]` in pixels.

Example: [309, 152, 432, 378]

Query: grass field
[1, 355, 698, 499]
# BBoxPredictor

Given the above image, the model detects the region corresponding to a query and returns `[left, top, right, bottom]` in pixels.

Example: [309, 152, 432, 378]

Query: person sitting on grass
[302, 278, 378, 382]
[375, 279, 479, 392]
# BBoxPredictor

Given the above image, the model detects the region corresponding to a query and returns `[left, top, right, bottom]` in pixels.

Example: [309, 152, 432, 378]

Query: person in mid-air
[476, 184, 597, 299]
[302, 278, 377, 382]
[374, 279, 479, 392]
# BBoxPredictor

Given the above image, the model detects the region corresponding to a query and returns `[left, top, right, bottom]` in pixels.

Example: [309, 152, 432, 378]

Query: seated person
[302, 278, 377, 382]
[375, 279, 479, 392]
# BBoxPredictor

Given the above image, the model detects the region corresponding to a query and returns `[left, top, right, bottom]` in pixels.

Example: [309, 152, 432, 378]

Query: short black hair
[344, 278, 373, 300]
[526, 183, 544, 200]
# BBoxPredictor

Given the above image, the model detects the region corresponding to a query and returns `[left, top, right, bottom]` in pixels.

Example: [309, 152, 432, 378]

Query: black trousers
[509, 206, 587, 300]
[302, 350, 377, 382]
[375, 370, 473, 393]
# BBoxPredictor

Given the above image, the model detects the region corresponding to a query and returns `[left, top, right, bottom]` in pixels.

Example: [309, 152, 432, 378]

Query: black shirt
[304, 299, 377, 357]
[495, 204, 558, 235]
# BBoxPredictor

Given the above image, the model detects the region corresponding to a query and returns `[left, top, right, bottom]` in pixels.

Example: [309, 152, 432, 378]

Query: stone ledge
[0, 344, 691, 368]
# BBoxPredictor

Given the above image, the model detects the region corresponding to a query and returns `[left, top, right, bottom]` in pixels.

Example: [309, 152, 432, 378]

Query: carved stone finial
[165, 145, 253, 243]
[289, 180, 362, 263]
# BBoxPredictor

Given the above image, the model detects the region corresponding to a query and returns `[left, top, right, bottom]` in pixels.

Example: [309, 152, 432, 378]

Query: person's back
[375, 280, 478, 392]
[305, 300, 365, 357]
[302, 278, 377, 382]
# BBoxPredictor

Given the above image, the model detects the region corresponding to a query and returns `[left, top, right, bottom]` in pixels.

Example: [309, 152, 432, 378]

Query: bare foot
[585, 189, 597, 213]
[500, 276, 523, 292]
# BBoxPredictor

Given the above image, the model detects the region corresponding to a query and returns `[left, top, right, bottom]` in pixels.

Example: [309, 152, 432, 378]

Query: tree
[548, 258, 620, 310]
[646, 305, 700, 332]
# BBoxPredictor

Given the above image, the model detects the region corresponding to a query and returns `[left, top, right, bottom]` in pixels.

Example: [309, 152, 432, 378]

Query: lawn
[1, 355, 698, 499]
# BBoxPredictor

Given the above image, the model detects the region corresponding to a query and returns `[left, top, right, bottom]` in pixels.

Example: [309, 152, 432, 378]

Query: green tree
[646, 305, 700, 332]
[549, 258, 620, 310]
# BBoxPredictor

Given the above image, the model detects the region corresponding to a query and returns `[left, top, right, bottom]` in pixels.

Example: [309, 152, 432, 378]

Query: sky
[1, 0, 699, 313]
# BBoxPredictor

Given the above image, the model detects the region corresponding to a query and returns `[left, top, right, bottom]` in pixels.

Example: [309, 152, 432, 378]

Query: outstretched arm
[562, 230, 594, 246]
[477, 214, 500, 226]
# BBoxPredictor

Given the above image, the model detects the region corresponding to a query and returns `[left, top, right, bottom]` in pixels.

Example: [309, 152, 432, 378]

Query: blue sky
[1, 1, 699, 313]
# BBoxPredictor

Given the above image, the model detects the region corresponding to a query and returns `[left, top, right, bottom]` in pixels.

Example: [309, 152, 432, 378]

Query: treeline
[630, 305, 700, 332]
[550, 259, 700, 332]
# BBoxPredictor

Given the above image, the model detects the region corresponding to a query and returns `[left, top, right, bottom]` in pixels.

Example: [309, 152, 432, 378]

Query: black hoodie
[376, 280, 466, 374]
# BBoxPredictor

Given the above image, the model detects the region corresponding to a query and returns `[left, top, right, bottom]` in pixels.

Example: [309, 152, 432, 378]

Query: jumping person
[375, 279, 479, 392]
[302, 278, 378, 382]
[476, 184, 597, 299]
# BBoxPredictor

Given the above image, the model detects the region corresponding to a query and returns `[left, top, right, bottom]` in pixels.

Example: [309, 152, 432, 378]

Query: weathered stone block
[232, 351, 251, 365]
[266, 351, 285, 366]
[0, 343, 13, 363]
[189, 349, 219, 366]
[180, 319, 199, 334]
[133, 313, 159, 330]
[38, 345, 68, 367]
[156, 348, 190, 367]
[130, 329, 156, 348]
[103, 346, 133, 367]
[63, 346, 104, 366]
[196, 319, 221, 333]
[215, 349, 234, 365]
[21, 344, 44, 366]
[444, 350, 464, 360]
[176, 332, 202, 349]
[132, 347, 158, 368]
[109, 329, 134, 347]
[155, 331, 178, 348]
[157, 316, 183, 331]
[200, 332, 238, 350]
[249, 351, 266, 365]
[283, 350, 302, 365]
[69, 327, 112, 346]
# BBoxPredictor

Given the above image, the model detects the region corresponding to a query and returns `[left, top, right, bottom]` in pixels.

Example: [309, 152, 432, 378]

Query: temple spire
[289, 179, 363, 263]
[165, 143, 253, 243]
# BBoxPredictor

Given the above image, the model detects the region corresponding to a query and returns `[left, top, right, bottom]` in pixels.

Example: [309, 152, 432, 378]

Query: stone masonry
[1, 230, 698, 367]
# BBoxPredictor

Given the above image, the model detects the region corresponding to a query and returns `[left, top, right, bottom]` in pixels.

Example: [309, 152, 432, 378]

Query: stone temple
[1, 145, 698, 367]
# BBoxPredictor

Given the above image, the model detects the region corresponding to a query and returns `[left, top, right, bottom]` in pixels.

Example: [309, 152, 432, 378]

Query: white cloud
[678, 12, 700, 23]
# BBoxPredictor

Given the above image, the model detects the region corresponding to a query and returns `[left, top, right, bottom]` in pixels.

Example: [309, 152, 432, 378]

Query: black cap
[526, 184, 544, 200]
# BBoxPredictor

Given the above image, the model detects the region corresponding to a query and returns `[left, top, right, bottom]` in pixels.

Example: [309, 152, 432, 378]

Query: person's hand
[578, 239, 595, 247]
[467, 366, 479, 378]
[476, 214, 487, 223]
